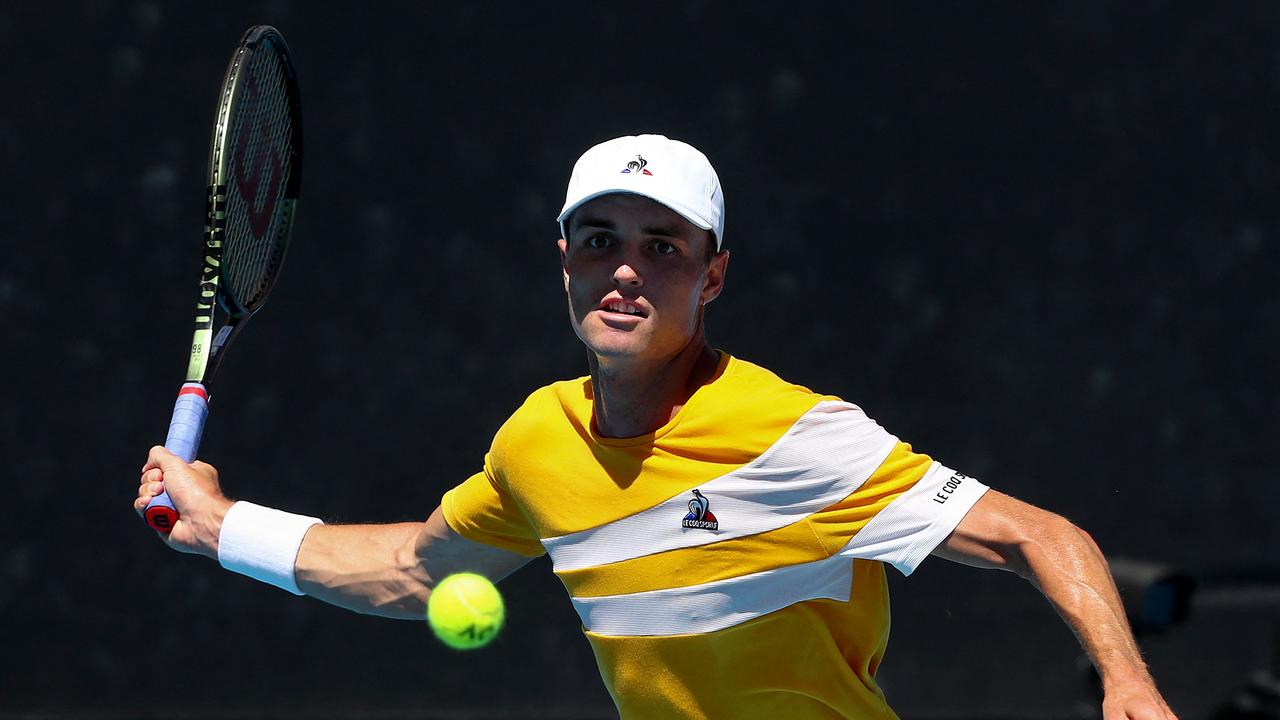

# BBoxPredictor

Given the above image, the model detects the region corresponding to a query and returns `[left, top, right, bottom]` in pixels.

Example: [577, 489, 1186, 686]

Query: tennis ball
[427, 572, 505, 650]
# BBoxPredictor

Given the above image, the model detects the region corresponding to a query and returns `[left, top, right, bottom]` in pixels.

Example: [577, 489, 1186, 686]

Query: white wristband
[217, 501, 323, 595]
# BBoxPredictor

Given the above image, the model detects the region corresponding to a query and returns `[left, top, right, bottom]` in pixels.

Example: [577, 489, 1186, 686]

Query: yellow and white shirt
[443, 353, 988, 719]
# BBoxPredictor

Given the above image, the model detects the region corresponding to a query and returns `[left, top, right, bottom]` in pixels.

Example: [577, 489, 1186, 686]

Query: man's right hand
[135, 446, 233, 559]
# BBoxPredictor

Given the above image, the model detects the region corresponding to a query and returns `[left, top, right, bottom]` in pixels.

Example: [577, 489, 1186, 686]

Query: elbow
[391, 538, 434, 613]
[339, 533, 434, 621]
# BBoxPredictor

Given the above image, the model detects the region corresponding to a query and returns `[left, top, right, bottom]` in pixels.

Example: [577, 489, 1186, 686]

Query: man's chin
[586, 342, 644, 359]
[581, 331, 653, 360]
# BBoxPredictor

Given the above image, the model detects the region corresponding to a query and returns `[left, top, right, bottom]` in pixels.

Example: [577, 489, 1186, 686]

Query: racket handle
[144, 383, 209, 533]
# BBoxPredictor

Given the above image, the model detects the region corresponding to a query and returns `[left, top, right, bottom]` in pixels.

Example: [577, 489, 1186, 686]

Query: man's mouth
[597, 298, 647, 317]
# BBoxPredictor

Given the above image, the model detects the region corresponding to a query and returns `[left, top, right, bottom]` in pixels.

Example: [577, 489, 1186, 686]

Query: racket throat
[190, 318, 245, 385]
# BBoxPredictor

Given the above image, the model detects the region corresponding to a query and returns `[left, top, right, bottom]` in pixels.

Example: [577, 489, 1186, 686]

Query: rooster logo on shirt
[682, 489, 719, 530]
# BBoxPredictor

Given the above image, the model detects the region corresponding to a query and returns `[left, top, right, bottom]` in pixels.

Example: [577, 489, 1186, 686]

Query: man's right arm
[135, 446, 532, 620]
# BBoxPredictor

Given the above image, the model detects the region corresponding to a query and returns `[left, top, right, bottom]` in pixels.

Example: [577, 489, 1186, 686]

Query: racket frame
[190, 25, 303, 390]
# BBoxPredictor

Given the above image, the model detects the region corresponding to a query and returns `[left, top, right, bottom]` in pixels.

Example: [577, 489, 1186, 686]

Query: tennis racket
[144, 25, 303, 533]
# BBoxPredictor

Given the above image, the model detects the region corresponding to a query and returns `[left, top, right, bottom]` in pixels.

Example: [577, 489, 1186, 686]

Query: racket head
[213, 25, 303, 316]
[187, 25, 303, 387]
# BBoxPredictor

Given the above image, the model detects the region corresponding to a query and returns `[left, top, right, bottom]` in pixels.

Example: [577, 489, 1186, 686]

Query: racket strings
[222, 37, 297, 312]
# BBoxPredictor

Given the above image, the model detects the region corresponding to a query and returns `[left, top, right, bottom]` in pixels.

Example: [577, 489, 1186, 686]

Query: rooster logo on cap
[620, 154, 653, 176]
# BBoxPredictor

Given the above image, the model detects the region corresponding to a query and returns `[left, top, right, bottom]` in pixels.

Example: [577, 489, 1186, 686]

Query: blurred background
[1, 2, 1277, 718]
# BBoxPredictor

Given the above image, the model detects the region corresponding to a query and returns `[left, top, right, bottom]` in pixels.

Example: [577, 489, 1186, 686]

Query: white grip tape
[217, 501, 323, 595]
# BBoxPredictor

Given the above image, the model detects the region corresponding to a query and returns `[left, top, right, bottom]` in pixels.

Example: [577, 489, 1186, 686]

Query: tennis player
[137, 135, 1178, 719]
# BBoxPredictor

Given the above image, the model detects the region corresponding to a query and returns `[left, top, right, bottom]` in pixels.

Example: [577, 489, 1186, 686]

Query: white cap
[557, 134, 725, 249]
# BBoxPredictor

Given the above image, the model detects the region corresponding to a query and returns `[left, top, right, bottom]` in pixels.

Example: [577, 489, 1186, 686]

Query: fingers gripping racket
[144, 26, 303, 533]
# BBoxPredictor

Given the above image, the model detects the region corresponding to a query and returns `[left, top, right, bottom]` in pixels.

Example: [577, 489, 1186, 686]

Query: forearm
[294, 522, 433, 620]
[137, 450, 527, 622]
[936, 491, 1175, 717]
[1018, 517, 1151, 689]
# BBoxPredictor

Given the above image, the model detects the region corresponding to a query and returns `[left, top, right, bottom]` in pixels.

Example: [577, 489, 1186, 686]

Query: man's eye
[587, 235, 610, 249]
[653, 241, 676, 255]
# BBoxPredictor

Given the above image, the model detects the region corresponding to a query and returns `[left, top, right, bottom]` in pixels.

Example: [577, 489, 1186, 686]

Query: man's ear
[558, 237, 569, 291]
[701, 249, 729, 305]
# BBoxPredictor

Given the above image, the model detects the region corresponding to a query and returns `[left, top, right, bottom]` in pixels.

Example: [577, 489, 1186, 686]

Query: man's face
[558, 194, 727, 363]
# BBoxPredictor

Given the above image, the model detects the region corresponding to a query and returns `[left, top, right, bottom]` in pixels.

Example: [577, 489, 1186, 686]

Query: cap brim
[557, 189, 715, 232]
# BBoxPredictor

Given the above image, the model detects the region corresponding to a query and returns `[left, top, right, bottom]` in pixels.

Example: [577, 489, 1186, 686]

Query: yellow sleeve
[441, 452, 546, 558]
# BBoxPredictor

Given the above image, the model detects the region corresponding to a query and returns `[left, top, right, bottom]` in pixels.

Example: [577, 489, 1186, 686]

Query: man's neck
[588, 338, 721, 439]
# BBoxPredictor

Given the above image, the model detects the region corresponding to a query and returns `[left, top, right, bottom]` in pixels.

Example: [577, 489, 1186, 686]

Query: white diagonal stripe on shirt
[570, 463, 989, 636]
[541, 401, 898, 572]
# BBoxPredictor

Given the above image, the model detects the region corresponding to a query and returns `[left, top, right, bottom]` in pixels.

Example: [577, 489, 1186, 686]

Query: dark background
[1, 2, 1277, 718]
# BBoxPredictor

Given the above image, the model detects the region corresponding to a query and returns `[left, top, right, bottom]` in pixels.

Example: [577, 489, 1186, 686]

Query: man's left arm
[932, 490, 1178, 720]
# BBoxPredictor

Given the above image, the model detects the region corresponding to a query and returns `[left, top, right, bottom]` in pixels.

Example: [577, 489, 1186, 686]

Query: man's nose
[612, 262, 643, 287]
